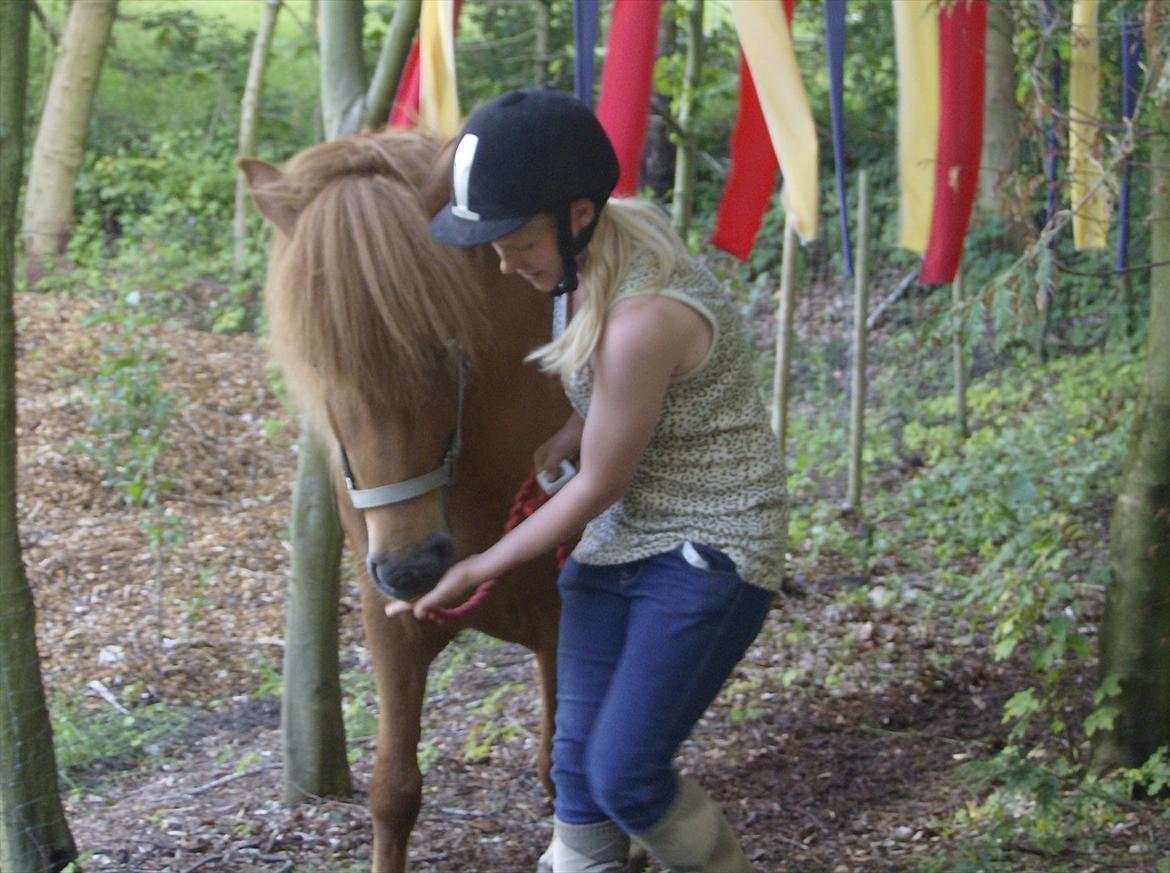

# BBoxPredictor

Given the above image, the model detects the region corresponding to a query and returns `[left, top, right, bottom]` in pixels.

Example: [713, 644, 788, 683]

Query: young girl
[388, 89, 787, 873]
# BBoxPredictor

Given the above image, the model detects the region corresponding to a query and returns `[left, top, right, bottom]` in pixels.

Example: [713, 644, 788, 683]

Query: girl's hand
[534, 412, 584, 479]
[383, 553, 494, 621]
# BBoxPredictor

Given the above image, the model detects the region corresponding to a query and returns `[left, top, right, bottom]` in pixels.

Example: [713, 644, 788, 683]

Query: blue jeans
[551, 543, 774, 834]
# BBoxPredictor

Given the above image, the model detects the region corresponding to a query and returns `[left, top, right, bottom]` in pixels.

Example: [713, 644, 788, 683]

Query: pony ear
[238, 158, 299, 237]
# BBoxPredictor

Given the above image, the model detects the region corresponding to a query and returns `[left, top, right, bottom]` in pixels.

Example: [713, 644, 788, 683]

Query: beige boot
[536, 817, 631, 873]
[633, 776, 753, 873]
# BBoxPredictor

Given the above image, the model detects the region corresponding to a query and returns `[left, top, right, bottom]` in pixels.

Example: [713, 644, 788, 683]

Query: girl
[389, 89, 787, 873]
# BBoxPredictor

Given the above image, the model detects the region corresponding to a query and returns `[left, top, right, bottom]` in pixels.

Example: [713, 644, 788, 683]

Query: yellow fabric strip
[894, 0, 940, 254]
[420, 0, 460, 138]
[730, 1, 819, 243]
[1070, 0, 1108, 249]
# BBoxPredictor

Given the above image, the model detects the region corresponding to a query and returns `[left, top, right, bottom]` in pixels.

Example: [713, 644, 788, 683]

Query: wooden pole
[847, 170, 871, 512]
[953, 269, 969, 439]
[771, 215, 799, 455]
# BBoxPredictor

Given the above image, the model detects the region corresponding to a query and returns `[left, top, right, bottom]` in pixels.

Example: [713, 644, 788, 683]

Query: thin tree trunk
[365, 0, 421, 129]
[320, 0, 367, 139]
[847, 170, 871, 512]
[978, 0, 1021, 216]
[771, 216, 798, 455]
[234, 0, 281, 271]
[1, 2, 78, 870]
[671, 0, 703, 237]
[279, 0, 365, 800]
[282, 428, 350, 800]
[282, 0, 414, 801]
[20, 0, 116, 257]
[532, 0, 549, 86]
[1091, 4, 1170, 773]
[952, 270, 968, 439]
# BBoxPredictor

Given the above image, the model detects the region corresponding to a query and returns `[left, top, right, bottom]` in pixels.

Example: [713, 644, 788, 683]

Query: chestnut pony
[242, 130, 566, 872]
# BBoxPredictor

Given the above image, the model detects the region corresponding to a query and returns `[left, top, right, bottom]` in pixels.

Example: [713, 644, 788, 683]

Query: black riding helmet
[430, 89, 620, 295]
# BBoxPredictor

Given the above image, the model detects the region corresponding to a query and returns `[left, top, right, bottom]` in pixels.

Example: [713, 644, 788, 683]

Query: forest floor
[13, 285, 1168, 873]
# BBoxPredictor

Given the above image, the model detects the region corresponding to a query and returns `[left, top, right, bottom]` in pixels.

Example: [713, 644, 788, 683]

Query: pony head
[242, 131, 492, 602]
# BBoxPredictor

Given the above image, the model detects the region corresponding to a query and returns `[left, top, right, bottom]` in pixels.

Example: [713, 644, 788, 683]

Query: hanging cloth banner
[709, 52, 780, 260]
[824, 0, 853, 276]
[895, 0, 987, 284]
[710, 0, 796, 260]
[388, 0, 464, 131]
[894, 0, 940, 253]
[1116, 10, 1142, 271]
[596, 0, 663, 197]
[730, 0, 819, 243]
[389, 49, 421, 128]
[573, 0, 600, 108]
[1069, 0, 1108, 250]
[921, 0, 987, 283]
[419, 0, 460, 137]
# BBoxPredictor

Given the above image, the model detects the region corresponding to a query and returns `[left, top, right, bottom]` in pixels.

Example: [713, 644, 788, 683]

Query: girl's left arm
[388, 297, 695, 620]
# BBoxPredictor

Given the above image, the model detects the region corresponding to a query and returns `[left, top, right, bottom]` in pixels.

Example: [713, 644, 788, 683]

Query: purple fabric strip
[1117, 11, 1142, 271]
[1040, 0, 1060, 247]
[573, 0, 599, 108]
[824, 0, 853, 276]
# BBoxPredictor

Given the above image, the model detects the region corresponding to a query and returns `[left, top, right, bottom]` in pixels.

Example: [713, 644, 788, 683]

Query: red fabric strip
[388, 45, 421, 128]
[710, 0, 796, 260]
[387, 0, 464, 130]
[921, 0, 986, 284]
[596, 0, 664, 197]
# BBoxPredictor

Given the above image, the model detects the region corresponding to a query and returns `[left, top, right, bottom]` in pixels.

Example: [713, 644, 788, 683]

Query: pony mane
[264, 130, 491, 435]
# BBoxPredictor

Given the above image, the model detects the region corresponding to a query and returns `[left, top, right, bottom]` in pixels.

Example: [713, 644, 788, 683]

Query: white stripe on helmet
[451, 134, 481, 221]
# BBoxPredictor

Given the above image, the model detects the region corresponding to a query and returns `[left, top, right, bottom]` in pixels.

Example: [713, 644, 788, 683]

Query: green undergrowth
[51, 695, 200, 791]
[781, 336, 1168, 867]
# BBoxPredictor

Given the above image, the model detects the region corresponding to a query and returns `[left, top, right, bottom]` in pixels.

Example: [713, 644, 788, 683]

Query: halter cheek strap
[338, 343, 467, 510]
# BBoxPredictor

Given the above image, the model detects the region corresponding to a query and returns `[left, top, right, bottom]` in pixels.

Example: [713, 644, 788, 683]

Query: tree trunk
[977, 0, 1021, 216]
[0, 2, 78, 870]
[20, 0, 116, 257]
[282, 0, 407, 802]
[281, 428, 350, 801]
[365, 0, 421, 129]
[532, 0, 550, 86]
[670, 0, 703, 237]
[320, 0, 368, 139]
[1091, 6, 1170, 774]
[234, 0, 281, 271]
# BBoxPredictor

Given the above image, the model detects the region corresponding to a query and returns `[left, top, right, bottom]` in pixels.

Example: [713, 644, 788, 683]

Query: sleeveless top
[564, 245, 788, 593]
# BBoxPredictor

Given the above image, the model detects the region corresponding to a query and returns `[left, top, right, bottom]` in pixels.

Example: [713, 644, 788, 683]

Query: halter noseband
[338, 343, 467, 510]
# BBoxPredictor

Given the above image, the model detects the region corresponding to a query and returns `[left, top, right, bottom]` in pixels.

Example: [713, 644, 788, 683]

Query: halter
[338, 344, 467, 510]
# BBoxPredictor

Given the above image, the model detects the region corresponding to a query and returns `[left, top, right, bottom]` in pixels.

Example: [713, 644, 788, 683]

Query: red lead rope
[427, 473, 572, 624]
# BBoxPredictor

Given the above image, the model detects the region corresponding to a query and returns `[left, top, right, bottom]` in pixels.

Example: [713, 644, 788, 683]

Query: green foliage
[463, 682, 526, 762]
[70, 291, 178, 508]
[923, 744, 1170, 871]
[52, 697, 196, 789]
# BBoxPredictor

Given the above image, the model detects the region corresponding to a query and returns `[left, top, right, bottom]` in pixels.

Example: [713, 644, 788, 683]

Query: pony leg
[533, 640, 558, 800]
[362, 584, 448, 873]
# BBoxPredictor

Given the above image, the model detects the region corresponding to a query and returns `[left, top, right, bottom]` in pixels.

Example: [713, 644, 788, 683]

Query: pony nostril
[367, 534, 456, 600]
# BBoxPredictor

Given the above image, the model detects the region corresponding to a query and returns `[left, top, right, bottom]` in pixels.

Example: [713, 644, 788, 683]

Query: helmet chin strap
[552, 202, 602, 297]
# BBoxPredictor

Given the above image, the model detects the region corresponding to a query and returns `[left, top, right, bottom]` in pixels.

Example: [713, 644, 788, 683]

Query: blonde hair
[527, 197, 689, 382]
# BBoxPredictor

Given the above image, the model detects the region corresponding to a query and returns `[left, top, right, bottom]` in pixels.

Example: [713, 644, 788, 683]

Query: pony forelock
[265, 131, 490, 436]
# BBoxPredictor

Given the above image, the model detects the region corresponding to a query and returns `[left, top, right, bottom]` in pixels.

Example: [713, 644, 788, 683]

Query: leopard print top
[565, 245, 788, 592]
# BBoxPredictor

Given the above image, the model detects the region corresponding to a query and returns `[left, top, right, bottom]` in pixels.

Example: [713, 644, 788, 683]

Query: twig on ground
[187, 763, 282, 796]
[181, 855, 222, 873]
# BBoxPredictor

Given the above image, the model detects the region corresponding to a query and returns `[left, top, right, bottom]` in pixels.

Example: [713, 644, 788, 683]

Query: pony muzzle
[367, 533, 457, 602]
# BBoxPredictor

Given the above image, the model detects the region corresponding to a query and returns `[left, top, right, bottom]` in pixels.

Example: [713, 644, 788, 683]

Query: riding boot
[536, 817, 630, 873]
[633, 775, 753, 873]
